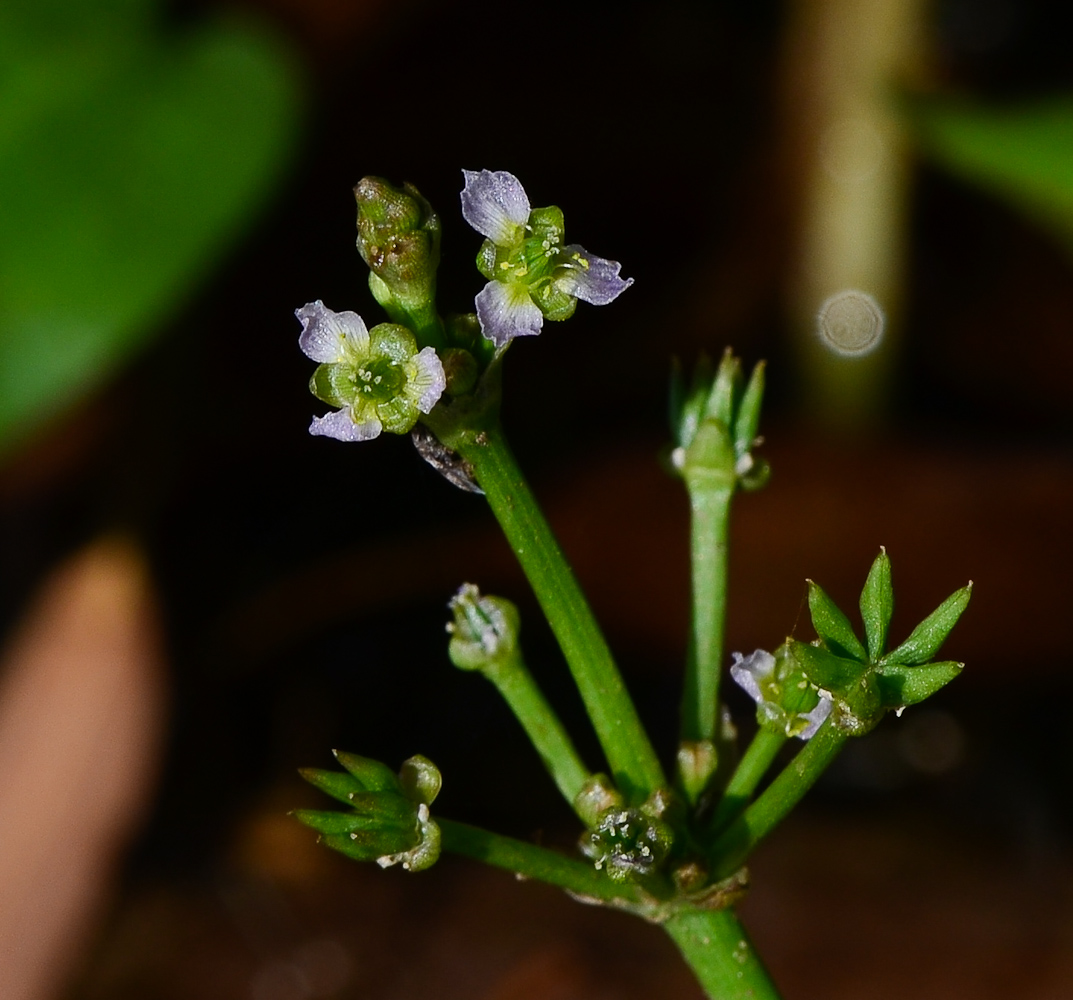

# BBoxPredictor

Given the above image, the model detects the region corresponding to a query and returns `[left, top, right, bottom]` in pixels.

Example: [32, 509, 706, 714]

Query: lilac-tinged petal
[309, 408, 382, 442]
[296, 300, 370, 363]
[460, 170, 530, 245]
[795, 693, 834, 740]
[730, 649, 776, 704]
[554, 245, 634, 305]
[407, 347, 447, 413]
[475, 280, 544, 348]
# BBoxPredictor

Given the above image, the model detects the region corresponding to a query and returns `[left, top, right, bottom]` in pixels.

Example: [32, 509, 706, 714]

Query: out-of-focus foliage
[0, 0, 302, 455]
[914, 94, 1073, 255]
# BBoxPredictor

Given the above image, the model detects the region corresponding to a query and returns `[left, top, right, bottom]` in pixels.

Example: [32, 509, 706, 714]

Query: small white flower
[460, 169, 633, 349]
[730, 649, 833, 740]
[297, 300, 445, 442]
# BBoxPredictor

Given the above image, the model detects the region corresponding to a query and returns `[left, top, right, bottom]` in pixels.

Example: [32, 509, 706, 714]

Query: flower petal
[475, 280, 544, 349]
[794, 692, 834, 740]
[460, 170, 530, 245]
[729, 649, 776, 704]
[309, 408, 382, 442]
[407, 346, 447, 413]
[555, 245, 633, 305]
[297, 300, 370, 363]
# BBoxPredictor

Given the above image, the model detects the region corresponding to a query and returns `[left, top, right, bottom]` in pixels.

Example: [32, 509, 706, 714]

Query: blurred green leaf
[914, 95, 1073, 254]
[0, 0, 302, 454]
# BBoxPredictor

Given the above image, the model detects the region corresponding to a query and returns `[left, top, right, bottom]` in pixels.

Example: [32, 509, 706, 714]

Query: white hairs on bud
[816, 290, 884, 356]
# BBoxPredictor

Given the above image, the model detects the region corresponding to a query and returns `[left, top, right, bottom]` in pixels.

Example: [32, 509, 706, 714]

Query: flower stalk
[451, 422, 666, 803]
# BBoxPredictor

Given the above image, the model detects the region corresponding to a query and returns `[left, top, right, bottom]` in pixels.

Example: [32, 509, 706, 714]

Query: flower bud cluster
[788, 550, 972, 736]
[575, 776, 676, 884]
[670, 348, 768, 493]
[295, 751, 442, 872]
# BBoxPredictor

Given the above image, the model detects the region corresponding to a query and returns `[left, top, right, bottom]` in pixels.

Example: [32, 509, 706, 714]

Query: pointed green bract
[732, 360, 765, 459]
[875, 660, 963, 708]
[292, 808, 415, 837]
[704, 349, 739, 429]
[320, 829, 420, 863]
[298, 767, 365, 806]
[859, 549, 894, 660]
[807, 580, 867, 660]
[332, 750, 403, 793]
[788, 640, 866, 694]
[883, 583, 973, 665]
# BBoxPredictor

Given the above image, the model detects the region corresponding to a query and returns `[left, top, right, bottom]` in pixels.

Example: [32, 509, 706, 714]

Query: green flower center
[354, 356, 405, 403]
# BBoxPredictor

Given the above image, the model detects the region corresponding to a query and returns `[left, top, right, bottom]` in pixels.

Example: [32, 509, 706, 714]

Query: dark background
[2, 0, 1072, 997]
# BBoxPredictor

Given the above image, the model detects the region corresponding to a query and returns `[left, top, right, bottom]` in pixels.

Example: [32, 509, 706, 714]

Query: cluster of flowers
[297, 170, 632, 442]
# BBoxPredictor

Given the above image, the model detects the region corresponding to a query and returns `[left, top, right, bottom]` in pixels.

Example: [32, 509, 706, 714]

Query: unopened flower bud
[446, 584, 520, 673]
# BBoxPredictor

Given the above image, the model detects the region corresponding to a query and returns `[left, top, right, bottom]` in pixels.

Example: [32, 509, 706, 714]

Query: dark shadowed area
[2, 0, 1072, 997]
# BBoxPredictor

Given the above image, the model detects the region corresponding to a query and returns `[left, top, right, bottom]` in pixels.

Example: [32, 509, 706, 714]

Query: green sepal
[332, 750, 402, 793]
[682, 419, 736, 486]
[346, 791, 420, 827]
[476, 239, 497, 279]
[788, 640, 866, 694]
[883, 583, 973, 666]
[527, 204, 565, 242]
[875, 660, 964, 708]
[298, 767, 364, 806]
[320, 828, 421, 863]
[291, 808, 415, 837]
[859, 548, 894, 659]
[309, 363, 356, 408]
[399, 755, 442, 806]
[807, 580, 867, 660]
[732, 360, 765, 459]
[675, 352, 714, 450]
[531, 280, 577, 321]
[704, 349, 740, 429]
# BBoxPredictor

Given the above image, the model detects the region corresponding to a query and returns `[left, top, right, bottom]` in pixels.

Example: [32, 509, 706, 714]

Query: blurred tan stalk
[783, 0, 929, 426]
[0, 539, 166, 1000]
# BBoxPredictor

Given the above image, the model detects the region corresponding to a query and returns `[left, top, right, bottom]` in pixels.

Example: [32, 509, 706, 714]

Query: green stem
[454, 424, 666, 802]
[664, 908, 783, 1000]
[707, 727, 787, 836]
[439, 818, 643, 907]
[710, 721, 849, 878]
[682, 482, 733, 743]
[487, 651, 592, 809]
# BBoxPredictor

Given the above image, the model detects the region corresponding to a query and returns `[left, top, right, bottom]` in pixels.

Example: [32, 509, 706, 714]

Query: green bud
[439, 348, 479, 396]
[574, 773, 624, 828]
[676, 740, 718, 806]
[670, 350, 768, 493]
[579, 802, 674, 883]
[446, 584, 520, 673]
[399, 755, 442, 806]
[354, 177, 440, 299]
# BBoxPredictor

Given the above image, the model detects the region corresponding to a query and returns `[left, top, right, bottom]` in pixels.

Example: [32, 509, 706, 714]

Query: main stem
[664, 908, 783, 1000]
[681, 482, 733, 742]
[456, 424, 665, 802]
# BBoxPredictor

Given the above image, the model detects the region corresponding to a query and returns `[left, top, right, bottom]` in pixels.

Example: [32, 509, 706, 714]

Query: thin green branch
[681, 482, 733, 742]
[707, 727, 787, 836]
[439, 818, 643, 906]
[486, 649, 592, 808]
[664, 908, 784, 1000]
[454, 424, 666, 802]
[709, 721, 849, 878]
